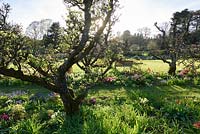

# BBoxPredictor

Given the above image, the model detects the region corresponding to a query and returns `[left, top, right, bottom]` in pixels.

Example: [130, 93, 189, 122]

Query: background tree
[0, 2, 10, 30]
[120, 30, 149, 57]
[25, 19, 52, 40]
[178, 9, 200, 74]
[137, 27, 151, 38]
[24, 19, 53, 58]
[121, 30, 133, 56]
[152, 9, 200, 75]
[0, 2, 21, 33]
[0, 0, 118, 115]
[43, 22, 64, 49]
[147, 40, 159, 50]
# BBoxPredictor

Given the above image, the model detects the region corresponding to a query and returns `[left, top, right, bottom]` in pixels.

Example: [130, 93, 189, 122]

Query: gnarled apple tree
[0, 0, 119, 115]
[153, 9, 200, 75]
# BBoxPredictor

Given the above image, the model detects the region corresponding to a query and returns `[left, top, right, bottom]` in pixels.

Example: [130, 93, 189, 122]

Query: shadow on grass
[38, 84, 200, 134]
[88, 84, 200, 110]
[123, 85, 200, 109]
[56, 107, 108, 134]
[0, 84, 50, 95]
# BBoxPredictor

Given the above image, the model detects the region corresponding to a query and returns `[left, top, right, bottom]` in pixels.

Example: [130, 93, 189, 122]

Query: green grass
[138, 60, 186, 73]
[85, 84, 200, 133]
[35, 59, 196, 75]
[69, 60, 171, 74]
[88, 84, 200, 110]
[1, 59, 200, 133]
[138, 60, 170, 73]
[1, 83, 200, 133]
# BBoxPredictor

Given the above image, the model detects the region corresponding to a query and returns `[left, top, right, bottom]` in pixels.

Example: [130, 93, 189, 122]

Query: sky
[2, 0, 200, 35]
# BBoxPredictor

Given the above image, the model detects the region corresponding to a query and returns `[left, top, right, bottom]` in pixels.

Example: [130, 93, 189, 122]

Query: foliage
[10, 104, 26, 120]
[0, 0, 119, 115]
[1, 1, 200, 133]
[152, 9, 200, 75]
[25, 19, 53, 40]
[1, 80, 200, 133]
[42, 22, 64, 49]
[120, 30, 149, 57]
[10, 115, 43, 134]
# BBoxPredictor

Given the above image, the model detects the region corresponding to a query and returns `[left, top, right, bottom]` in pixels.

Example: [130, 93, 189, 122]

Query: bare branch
[154, 22, 166, 36]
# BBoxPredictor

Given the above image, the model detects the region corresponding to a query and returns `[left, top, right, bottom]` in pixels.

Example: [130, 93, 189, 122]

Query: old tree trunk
[168, 62, 176, 75]
[56, 73, 83, 114]
[168, 52, 177, 75]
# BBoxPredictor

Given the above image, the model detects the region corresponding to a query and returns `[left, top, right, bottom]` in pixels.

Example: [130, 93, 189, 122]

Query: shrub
[10, 104, 26, 120]
[10, 116, 43, 134]
[0, 96, 9, 109]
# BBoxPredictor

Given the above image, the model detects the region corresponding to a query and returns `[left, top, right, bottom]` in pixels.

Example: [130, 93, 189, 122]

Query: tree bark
[56, 72, 82, 115]
[168, 63, 176, 75]
[168, 52, 177, 75]
[60, 93, 80, 115]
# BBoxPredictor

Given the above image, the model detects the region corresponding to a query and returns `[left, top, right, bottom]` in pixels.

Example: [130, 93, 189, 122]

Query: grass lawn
[1, 83, 200, 133]
[138, 60, 170, 73]
[138, 60, 186, 73]
[69, 60, 171, 74]
[1, 59, 200, 133]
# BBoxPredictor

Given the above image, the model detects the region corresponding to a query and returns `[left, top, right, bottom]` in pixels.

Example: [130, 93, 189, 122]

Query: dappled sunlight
[1, 0, 200, 133]
[170, 86, 200, 98]
[172, 85, 188, 91]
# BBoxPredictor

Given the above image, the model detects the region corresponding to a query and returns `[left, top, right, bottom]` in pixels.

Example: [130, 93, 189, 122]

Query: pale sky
[2, 0, 200, 35]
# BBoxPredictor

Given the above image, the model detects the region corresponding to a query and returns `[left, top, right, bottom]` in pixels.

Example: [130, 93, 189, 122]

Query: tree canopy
[153, 9, 200, 75]
[0, 0, 119, 115]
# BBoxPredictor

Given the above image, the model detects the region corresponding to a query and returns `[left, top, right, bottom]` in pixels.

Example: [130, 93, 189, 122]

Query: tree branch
[0, 67, 58, 93]
[64, 0, 84, 11]
[28, 61, 51, 78]
[58, 0, 93, 74]
[152, 54, 171, 64]
[75, 0, 114, 62]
